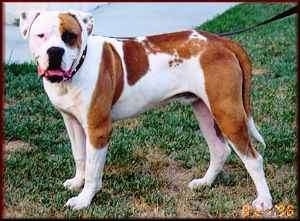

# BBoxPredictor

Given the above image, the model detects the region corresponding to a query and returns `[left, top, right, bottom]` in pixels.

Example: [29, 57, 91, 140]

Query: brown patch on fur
[200, 39, 256, 157]
[87, 42, 124, 148]
[199, 31, 252, 117]
[144, 31, 205, 59]
[110, 45, 124, 104]
[58, 13, 82, 48]
[123, 40, 149, 85]
[146, 31, 191, 54]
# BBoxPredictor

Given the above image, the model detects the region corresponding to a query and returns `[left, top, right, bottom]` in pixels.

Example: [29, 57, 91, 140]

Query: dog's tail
[247, 116, 266, 147]
[223, 38, 266, 146]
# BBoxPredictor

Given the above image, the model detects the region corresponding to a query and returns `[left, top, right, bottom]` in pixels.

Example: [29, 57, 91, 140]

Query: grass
[4, 3, 297, 218]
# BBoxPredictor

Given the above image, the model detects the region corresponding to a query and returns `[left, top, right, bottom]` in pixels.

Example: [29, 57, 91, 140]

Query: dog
[19, 10, 273, 211]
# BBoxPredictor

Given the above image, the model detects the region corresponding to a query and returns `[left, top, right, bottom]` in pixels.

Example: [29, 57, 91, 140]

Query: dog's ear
[19, 11, 41, 39]
[69, 10, 94, 36]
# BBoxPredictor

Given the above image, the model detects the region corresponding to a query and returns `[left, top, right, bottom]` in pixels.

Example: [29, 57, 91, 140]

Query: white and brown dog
[20, 10, 273, 211]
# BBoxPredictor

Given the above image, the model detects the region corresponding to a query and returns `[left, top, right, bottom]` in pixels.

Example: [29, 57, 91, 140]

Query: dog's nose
[47, 47, 65, 69]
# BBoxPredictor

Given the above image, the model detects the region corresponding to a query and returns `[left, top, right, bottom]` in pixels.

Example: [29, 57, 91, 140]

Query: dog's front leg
[61, 112, 86, 191]
[65, 139, 108, 210]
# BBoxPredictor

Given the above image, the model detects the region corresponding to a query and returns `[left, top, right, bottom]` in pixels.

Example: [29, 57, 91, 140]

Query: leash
[101, 5, 298, 39]
[218, 5, 298, 37]
[102, 35, 134, 40]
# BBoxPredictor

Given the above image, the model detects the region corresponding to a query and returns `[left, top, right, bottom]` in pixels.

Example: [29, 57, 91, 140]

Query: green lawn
[4, 3, 297, 218]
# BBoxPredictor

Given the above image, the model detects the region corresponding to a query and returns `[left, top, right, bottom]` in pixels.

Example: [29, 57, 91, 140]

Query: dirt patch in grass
[105, 164, 132, 175]
[4, 193, 50, 218]
[129, 147, 296, 218]
[135, 147, 195, 191]
[3, 206, 24, 218]
[4, 204, 44, 219]
[132, 197, 165, 217]
[145, 149, 194, 195]
[3, 200, 63, 219]
[4, 102, 10, 110]
[113, 118, 140, 130]
[252, 68, 268, 75]
[4, 99, 16, 110]
[4, 140, 34, 159]
[131, 147, 201, 217]
[150, 151, 209, 217]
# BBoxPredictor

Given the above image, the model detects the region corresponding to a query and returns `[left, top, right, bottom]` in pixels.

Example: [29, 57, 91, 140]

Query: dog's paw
[65, 195, 91, 210]
[188, 178, 211, 189]
[252, 196, 273, 211]
[63, 177, 84, 191]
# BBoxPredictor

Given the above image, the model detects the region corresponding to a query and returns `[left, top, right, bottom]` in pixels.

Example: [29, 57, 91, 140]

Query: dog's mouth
[38, 66, 72, 83]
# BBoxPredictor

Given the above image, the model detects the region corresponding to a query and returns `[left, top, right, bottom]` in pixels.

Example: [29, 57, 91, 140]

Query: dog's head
[20, 10, 94, 82]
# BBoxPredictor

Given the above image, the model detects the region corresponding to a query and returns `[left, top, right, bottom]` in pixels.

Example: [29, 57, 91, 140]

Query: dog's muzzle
[37, 45, 87, 83]
[37, 46, 68, 83]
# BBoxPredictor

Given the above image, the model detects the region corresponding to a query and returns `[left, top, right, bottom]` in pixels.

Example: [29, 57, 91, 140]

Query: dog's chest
[43, 79, 86, 121]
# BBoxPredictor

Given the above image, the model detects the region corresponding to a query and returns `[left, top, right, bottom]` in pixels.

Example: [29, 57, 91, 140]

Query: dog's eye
[37, 33, 45, 38]
[62, 31, 77, 45]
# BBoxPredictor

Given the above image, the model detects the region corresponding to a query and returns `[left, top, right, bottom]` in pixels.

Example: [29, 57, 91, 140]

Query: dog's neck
[63, 45, 88, 81]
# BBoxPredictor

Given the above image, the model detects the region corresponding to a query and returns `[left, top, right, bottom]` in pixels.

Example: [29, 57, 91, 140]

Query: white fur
[188, 100, 231, 188]
[61, 113, 86, 191]
[190, 30, 207, 40]
[111, 53, 210, 120]
[229, 142, 272, 211]
[248, 117, 266, 147]
[65, 144, 108, 210]
[28, 12, 78, 72]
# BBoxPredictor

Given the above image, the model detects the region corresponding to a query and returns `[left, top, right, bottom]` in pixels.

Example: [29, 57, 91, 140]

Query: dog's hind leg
[212, 103, 272, 211]
[230, 142, 272, 211]
[198, 45, 272, 210]
[188, 99, 231, 188]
